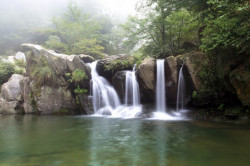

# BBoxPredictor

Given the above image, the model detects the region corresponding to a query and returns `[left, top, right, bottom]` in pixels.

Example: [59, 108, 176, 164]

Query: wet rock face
[230, 58, 250, 108]
[78, 94, 94, 115]
[0, 74, 24, 114]
[96, 55, 134, 81]
[137, 58, 156, 103]
[165, 56, 178, 105]
[112, 71, 127, 101]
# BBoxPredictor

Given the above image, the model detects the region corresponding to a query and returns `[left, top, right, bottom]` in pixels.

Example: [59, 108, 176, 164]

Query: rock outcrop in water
[1, 43, 248, 114]
[0, 44, 93, 114]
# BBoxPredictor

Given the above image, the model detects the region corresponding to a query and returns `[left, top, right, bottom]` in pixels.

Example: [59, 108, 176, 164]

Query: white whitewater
[152, 59, 181, 120]
[90, 61, 141, 118]
[176, 64, 185, 111]
[125, 65, 140, 106]
[90, 61, 120, 115]
[156, 59, 166, 112]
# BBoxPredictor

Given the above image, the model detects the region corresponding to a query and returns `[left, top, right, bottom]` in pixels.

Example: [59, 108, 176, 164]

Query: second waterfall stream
[89, 61, 141, 118]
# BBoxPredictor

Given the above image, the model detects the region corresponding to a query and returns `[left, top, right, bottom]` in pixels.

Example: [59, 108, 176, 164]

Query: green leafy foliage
[72, 69, 88, 83]
[74, 85, 88, 94]
[31, 57, 56, 87]
[0, 60, 16, 86]
[104, 57, 135, 73]
[122, 0, 199, 58]
[43, 1, 104, 58]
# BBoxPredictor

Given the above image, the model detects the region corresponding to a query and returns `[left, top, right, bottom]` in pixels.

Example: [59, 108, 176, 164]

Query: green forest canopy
[0, 0, 248, 59]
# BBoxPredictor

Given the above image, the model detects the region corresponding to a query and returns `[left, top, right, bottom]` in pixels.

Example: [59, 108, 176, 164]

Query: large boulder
[21, 44, 91, 89]
[177, 52, 207, 91]
[230, 58, 250, 108]
[137, 58, 156, 102]
[15, 52, 26, 61]
[0, 74, 24, 114]
[35, 86, 77, 114]
[96, 55, 135, 81]
[79, 54, 95, 63]
[1, 74, 24, 101]
[112, 71, 127, 101]
[19, 44, 92, 114]
[165, 56, 179, 105]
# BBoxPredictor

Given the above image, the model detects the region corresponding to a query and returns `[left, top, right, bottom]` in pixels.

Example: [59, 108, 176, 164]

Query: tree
[122, 0, 198, 58]
[44, 1, 104, 58]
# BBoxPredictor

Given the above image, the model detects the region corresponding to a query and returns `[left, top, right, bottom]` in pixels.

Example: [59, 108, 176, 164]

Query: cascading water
[156, 59, 166, 112]
[90, 61, 120, 115]
[125, 65, 140, 106]
[152, 59, 181, 120]
[176, 64, 185, 111]
[89, 61, 141, 118]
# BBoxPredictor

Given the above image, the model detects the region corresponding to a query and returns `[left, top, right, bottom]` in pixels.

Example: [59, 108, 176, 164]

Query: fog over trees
[0, 0, 139, 55]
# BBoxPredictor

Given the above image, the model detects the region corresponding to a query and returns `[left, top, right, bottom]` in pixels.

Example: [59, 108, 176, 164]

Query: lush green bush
[72, 69, 88, 83]
[31, 57, 56, 87]
[0, 60, 16, 86]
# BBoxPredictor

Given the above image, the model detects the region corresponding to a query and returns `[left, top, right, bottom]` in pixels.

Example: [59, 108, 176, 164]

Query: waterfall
[125, 65, 140, 106]
[152, 59, 184, 120]
[156, 59, 166, 112]
[89, 61, 141, 118]
[89, 61, 121, 115]
[176, 64, 185, 111]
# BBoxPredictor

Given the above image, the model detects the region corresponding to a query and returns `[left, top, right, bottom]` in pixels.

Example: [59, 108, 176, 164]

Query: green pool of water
[0, 115, 250, 166]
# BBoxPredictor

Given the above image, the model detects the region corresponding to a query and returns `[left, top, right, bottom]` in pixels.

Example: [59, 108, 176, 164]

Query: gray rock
[21, 44, 90, 89]
[137, 58, 156, 102]
[0, 74, 25, 114]
[36, 86, 76, 114]
[15, 52, 26, 61]
[96, 54, 134, 81]
[165, 56, 178, 105]
[112, 71, 127, 101]
[230, 57, 250, 108]
[20, 77, 34, 114]
[79, 54, 95, 63]
[78, 95, 93, 115]
[0, 98, 23, 114]
[1, 74, 24, 101]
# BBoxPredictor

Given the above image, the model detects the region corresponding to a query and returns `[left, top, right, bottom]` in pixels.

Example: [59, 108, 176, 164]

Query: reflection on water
[0, 115, 250, 166]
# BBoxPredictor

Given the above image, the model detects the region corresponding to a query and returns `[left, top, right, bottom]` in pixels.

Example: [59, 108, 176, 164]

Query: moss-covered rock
[96, 55, 135, 81]
[18, 44, 92, 114]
